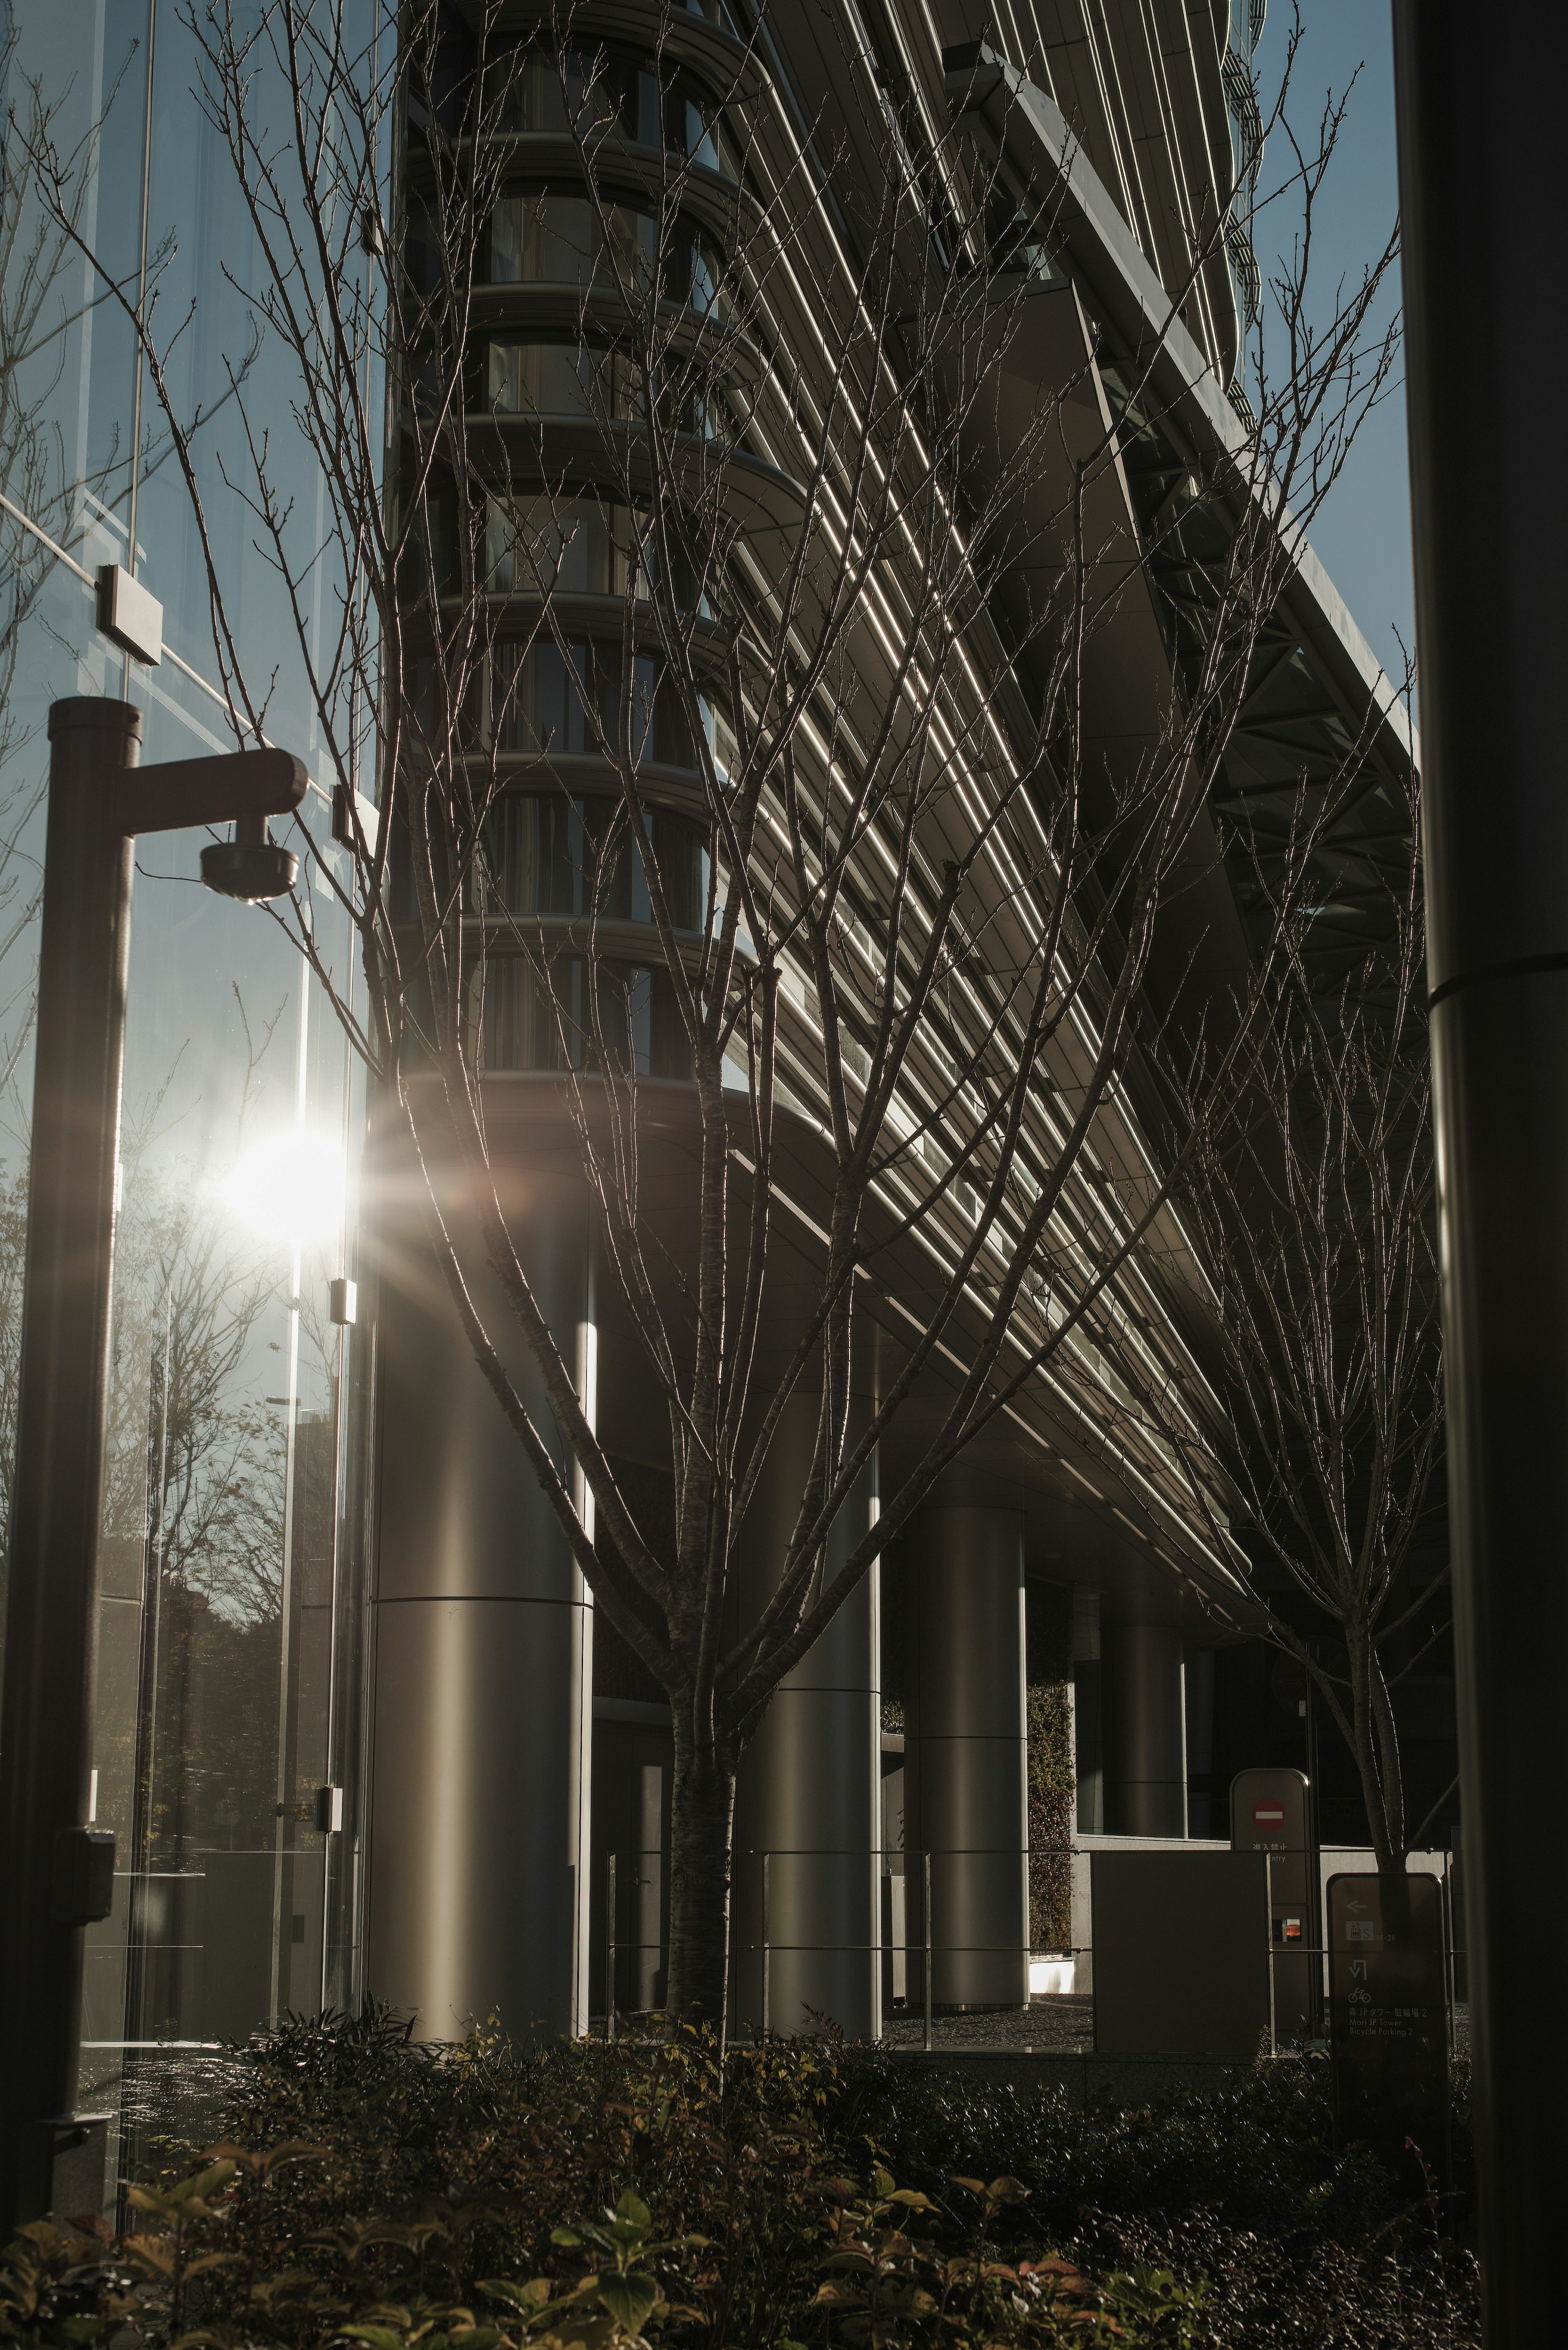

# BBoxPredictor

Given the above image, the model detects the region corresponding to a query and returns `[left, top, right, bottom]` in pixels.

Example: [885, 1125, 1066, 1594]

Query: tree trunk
[1347, 1619, 1407, 1880]
[665, 1719, 737, 2028]
[1367, 1646, 1408, 1878]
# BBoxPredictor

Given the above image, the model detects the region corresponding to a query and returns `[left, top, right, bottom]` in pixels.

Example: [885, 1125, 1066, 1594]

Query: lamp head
[201, 814, 298, 903]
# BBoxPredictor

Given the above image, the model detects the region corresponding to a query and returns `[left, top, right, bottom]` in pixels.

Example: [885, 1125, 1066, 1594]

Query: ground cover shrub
[0, 2011, 1476, 2349]
[829, 2047, 1477, 2348]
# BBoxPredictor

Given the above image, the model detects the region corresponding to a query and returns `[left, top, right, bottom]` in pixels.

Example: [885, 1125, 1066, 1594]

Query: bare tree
[0, 31, 183, 1577]
[1158, 768, 1445, 1880]
[33, 0, 1403, 2017]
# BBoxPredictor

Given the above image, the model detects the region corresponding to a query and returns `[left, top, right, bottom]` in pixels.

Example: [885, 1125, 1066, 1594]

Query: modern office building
[0, 0, 1429, 2205]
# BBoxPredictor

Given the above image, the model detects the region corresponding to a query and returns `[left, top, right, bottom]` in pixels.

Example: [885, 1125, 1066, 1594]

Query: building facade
[0, 0, 1428, 2209]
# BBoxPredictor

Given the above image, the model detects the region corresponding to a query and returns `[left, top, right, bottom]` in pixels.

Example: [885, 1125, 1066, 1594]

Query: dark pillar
[1184, 1646, 1216, 1839]
[730, 1394, 880, 2037]
[1102, 1621, 1186, 1838]
[1070, 1587, 1103, 1832]
[905, 1507, 1028, 2009]
[0, 700, 140, 2224]
[1392, 9, 1568, 2337]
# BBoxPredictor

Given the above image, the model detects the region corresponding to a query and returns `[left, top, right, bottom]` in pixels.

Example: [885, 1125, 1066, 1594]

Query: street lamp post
[0, 698, 308, 2229]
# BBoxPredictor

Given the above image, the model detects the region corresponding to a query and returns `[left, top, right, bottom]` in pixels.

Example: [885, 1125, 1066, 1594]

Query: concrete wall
[1065, 1834, 1454, 1996]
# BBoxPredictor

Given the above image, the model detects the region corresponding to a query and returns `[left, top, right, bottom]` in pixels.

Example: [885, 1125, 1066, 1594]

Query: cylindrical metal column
[367, 1140, 595, 2042]
[906, 1507, 1028, 2010]
[1392, 11, 1568, 2333]
[0, 700, 141, 2225]
[1102, 1621, 1187, 1837]
[1183, 1645, 1216, 1840]
[1070, 1587, 1103, 1833]
[731, 1394, 880, 2036]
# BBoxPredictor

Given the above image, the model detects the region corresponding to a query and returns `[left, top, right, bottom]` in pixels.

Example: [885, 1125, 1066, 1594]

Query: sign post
[1231, 1766, 1319, 2039]
[1327, 1872, 1449, 2185]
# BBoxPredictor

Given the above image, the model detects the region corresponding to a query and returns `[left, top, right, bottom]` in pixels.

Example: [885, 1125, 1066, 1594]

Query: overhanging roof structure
[947, 47, 1420, 1002]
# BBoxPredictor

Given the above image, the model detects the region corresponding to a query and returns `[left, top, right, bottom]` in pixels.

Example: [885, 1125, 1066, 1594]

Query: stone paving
[878, 1996, 1094, 2053]
[648, 1991, 1470, 2062]
[876, 1995, 1469, 2059]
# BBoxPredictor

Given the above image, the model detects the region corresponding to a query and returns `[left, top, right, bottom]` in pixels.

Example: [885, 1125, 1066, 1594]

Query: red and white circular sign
[1254, 1801, 1287, 1831]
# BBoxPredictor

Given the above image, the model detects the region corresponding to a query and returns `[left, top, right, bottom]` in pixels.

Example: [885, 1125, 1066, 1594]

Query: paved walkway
[878, 1997, 1093, 2053]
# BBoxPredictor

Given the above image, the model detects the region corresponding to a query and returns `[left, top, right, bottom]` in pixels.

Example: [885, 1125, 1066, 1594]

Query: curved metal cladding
[729, 1394, 880, 2038]
[1102, 1621, 1187, 1838]
[438, 0, 793, 668]
[366, 1128, 595, 2042]
[906, 1508, 1028, 2010]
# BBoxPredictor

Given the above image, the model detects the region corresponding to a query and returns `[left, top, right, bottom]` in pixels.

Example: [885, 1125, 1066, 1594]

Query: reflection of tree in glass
[0, 46, 165, 1595]
[0, 38, 160, 1136]
[94, 994, 330, 1872]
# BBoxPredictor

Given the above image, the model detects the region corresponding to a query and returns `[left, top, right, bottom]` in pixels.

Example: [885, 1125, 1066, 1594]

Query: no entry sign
[1254, 1801, 1286, 1832]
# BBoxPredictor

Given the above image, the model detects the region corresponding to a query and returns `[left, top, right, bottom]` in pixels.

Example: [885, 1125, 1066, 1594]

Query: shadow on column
[905, 1507, 1029, 2011]
[1102, 1620, 1188, 1838]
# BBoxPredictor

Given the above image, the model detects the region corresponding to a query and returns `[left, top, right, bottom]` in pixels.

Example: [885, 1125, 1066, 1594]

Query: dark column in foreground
[0, 702, 141, 2224]
[1392, 9, 1568, 2339]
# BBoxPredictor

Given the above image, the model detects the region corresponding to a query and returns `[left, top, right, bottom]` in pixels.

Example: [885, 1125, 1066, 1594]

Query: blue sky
[1251, 1, 1412, 690]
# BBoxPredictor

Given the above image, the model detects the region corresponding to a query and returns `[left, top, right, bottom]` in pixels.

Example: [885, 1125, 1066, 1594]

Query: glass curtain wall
[0, 2, 380, 2199]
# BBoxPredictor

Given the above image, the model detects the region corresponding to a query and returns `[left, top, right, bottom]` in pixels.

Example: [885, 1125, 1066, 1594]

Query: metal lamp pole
[1391, 9, 1568, 2341]
[0, 698, 307, 2228]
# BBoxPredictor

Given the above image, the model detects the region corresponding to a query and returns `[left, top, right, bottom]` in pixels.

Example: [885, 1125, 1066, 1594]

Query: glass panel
[486, 339, 641, 422]
[493, 45, 640, 139]
[0, 1, 373, 2209]
[484, 495, 711, 614]
[485, 195, 725, 319]
[489, 39, 741, 169]
[474, 954, 689, 1077]
[486, 494, 627, 596]
[478, 792, 707, 928]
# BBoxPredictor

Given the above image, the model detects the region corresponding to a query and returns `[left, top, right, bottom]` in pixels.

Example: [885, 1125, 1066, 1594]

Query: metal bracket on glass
[96, 565, 163, 667]
[50, 1828, 115, 1926]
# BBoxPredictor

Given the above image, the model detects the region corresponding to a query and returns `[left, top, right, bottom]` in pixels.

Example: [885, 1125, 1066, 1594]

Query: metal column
[1102, 1620, 1188, 1838]
[730, 1393, 880, 2036]
[366, 1137, 595, 2041]
[905, 1507, 1028, 2010]
[1070, 1587, 1103, 1833]
[1392, 9, 1568, 2337]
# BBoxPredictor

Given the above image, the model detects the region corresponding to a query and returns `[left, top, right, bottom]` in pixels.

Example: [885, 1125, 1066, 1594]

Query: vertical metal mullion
[923, 1851, 932, 2054]
[122, 0, 158, 700]
[267, 982, 310, 2027]
[1266, 1853, 1276, 2059]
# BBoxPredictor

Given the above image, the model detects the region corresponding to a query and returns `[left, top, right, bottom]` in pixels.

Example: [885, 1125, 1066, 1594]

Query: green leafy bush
[0, 2014, 1476, 2349]
[1025, 1684, 1074, 1952]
